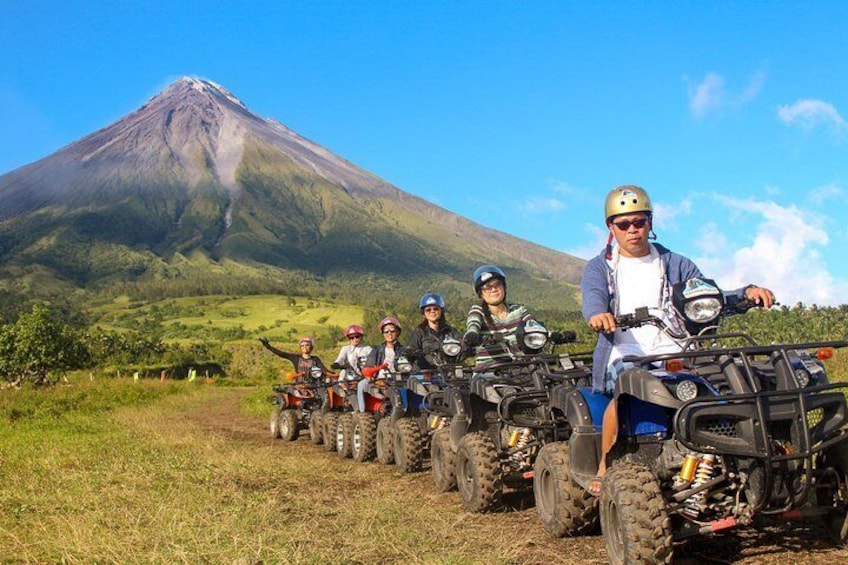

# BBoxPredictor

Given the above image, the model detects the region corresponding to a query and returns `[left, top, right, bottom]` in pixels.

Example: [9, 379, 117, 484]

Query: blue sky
[2, 2, 848, 306]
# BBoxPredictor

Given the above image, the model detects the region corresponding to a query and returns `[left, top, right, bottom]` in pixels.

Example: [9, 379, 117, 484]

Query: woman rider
[358, 317, 405, 412]
[462, 265, 538, 368]
[330, 325, 373, 381]
[405, 293, 461, 372]
[259, 335, 327, 381]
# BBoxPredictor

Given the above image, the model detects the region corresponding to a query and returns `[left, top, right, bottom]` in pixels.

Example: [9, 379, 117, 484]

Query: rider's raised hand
[259, 337, 271, 348]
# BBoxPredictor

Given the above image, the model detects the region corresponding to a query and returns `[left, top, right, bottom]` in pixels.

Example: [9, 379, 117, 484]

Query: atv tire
[376, 417, 394, 465]
[308, 412, 323, 445]
[818, 440, 848, 545]
[279, 409, 300, 441]
[534, 441, 599, 537]
[336, 413, 354, 458]
[431, 428, 456, 492]
[599, 462, 673, 565]
[270, 407, 282, 439]
[393, 418, 424, 473]
[456, 432, 502, 513]
[352, 412, 377, 462]
[322, 413, 339, 452]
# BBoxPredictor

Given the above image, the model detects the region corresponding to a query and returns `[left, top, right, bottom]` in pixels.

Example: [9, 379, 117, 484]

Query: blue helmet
[419, 292, 446, 311]
[473, 265, 506, 294]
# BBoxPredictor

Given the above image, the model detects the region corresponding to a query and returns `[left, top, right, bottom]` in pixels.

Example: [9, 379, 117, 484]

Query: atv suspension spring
[682, 454, 716, 518]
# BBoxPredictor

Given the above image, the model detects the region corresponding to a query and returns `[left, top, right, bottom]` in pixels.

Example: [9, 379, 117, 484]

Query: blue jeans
[356, 378, 372, 412]
[603, 359, 634, 394]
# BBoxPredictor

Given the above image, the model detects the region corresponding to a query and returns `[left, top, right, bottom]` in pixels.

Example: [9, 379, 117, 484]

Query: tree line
[2, 294, 846, 388]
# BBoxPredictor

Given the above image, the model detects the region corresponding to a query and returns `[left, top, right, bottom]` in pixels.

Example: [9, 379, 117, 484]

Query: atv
[447, 323, 586, 512]
[535, 277, 848, 564]
[336, 361, 397, 462]
[423, 338, 475, 489]
[269, 365, 328, 442]
[377, 337, 467, 473]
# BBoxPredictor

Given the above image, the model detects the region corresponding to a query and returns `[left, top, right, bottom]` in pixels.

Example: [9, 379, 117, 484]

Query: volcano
[0, 77, 584, 302]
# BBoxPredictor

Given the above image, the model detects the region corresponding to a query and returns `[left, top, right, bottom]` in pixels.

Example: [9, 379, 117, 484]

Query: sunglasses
[382, 329, 398, 334]
[612, 218, 649, 231]
[348, 335, 362, 340]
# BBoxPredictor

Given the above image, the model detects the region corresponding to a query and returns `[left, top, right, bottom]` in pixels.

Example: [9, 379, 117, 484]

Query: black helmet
[473, 265, 506, 294]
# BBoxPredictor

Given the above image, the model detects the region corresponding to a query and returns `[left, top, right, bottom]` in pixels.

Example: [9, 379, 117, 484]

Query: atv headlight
[794, 368, 810, 387]
[441, 339, 462, 358]
[310, 366, 323, 380]
[675, 380, 699, 402]
[396, 357, 413, 374]
[683, 297, 723, 323]
[522, 324, 549, 350]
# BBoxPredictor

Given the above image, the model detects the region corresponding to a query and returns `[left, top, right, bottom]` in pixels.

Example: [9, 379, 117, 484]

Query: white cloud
[694, 222, 728, 256]
[687, 69, 767, 119]
[694, 196, 847, 306]
[764, 184, 781, 196]
[548, 179, 577, 195]
[777, 99, 847, 131]
[808, 182, 844, 206]
[739, 70, 766, 103]
[653, 198, 692, 231]
[520, 196, 565, 214]
[564, 223, 608, 260]
[689, 72, 725, 119]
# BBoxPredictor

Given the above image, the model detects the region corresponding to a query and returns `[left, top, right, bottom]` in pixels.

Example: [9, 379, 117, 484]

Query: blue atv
[377, 349, 454, 473]
[534, 278, 848, 564]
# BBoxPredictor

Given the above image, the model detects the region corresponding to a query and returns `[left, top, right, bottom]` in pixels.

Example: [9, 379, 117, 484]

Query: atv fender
[616, 367, 682, 409]
[449, 390, 471, 451]
[562, 386, 609, 482]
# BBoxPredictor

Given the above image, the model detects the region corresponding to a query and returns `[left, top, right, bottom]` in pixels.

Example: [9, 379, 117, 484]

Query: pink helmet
[379, 316, 402, 334]
[298, 336, 314, 347]
[344, 325, 364, 338]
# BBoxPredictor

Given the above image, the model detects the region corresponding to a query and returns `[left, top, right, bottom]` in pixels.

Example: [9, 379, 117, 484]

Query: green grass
[89, 293, 365, 346]
[0, 377, 594, 564]
[3, 370, 847, 564]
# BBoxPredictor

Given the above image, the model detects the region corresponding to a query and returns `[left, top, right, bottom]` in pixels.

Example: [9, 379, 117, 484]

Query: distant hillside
[0, 77, 585, 310]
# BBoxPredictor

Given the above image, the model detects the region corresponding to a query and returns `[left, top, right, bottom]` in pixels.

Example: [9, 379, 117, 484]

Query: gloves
[330, 362, 342, 371]
[463, 331, 480, 348]
[259, 337, 270, 348]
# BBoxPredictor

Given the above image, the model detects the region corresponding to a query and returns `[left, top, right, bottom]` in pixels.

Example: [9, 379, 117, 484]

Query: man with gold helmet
[580, 185, 775, 494]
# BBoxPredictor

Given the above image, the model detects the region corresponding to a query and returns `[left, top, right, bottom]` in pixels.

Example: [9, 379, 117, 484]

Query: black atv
[423, 338, 475, 490]
[448, 323, 586, 512]
[535, 278, 848, 564]
[374, 337, 468, 474]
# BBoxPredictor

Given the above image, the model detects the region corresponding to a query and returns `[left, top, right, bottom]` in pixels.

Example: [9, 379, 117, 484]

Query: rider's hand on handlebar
[744, 285, 776, 309]
[588, 312, 617, 334]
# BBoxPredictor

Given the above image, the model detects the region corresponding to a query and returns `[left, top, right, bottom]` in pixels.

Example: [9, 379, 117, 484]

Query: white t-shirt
[609, 247, 681, 366]
[334, 344, 374, 380]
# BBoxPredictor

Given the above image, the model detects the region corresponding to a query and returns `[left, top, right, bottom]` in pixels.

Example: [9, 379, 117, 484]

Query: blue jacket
[581, 243, 744, 391]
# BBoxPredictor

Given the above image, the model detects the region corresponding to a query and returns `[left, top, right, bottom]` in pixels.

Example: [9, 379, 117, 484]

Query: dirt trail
[192, 388, 847, 565]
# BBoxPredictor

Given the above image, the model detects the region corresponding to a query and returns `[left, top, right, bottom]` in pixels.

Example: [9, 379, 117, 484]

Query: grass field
[2, 353, 848, 564]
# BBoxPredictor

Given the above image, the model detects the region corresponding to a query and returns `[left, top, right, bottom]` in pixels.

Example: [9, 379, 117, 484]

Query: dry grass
[2, 380, 847, 564]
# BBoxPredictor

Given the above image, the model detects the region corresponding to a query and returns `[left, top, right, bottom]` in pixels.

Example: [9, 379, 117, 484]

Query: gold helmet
[604, 185, 653, 223]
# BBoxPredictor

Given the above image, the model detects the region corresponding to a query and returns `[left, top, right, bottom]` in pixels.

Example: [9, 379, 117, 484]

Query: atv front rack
[629, 338, 848, 514]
